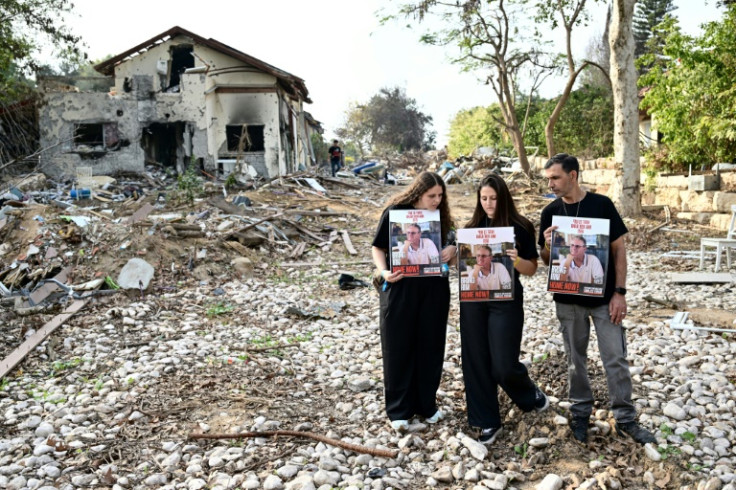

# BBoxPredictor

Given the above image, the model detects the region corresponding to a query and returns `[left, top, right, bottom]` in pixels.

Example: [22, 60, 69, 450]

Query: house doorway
[141, 122, 186, 170]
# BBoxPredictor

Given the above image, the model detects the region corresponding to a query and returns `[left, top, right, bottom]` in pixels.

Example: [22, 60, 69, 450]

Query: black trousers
[460, 293, 537, 428]
[379, 277, 450, 420]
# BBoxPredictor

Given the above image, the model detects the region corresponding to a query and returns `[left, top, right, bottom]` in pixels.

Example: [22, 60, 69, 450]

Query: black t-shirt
[328, 145, 342, 162]
[509, 220, 539, 293]
[539, 192, 627, 307]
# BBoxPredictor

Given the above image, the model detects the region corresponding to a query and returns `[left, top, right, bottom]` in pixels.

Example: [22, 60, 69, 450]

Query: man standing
[539, 153, 655, 445]
[328, 139, 343, 177]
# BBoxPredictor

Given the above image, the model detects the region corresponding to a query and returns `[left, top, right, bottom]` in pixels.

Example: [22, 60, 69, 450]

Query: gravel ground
[1, 243, 735, 489]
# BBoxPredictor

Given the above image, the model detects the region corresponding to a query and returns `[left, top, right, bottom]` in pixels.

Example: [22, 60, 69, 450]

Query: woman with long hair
[371, 171, 456, 432]
[461, 173, 548, 444]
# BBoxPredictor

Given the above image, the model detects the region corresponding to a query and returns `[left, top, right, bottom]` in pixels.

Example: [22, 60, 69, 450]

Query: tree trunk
[609, 0, 642, 217]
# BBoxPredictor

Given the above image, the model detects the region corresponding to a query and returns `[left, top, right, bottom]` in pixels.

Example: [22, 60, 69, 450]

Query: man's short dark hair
[333, 139, 339, 144]
[545, 153, 579, 175]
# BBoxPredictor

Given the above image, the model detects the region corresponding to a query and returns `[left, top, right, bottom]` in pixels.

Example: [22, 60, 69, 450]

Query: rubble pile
[0, 167, 735, 490]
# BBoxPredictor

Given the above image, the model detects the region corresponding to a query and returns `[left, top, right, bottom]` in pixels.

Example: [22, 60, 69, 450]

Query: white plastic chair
[700, 204, 736, 272]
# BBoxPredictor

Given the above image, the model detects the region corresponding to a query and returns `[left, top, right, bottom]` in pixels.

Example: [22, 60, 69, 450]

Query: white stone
[461, 436, 488, 461]
[536, 474, 563, 490]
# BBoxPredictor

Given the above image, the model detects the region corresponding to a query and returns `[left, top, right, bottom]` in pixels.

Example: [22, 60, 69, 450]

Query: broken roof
[94, 26, 311, 103]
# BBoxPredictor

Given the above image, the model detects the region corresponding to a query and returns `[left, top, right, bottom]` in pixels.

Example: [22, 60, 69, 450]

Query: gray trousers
[555, 302, 636, 423]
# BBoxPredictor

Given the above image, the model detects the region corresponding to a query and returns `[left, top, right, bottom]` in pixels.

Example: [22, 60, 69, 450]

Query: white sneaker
[390, 419, 409, 432]
[425, 410, 444, 424]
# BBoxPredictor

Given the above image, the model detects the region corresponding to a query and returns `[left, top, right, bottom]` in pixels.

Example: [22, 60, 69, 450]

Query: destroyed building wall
[38, 30, 311, 179]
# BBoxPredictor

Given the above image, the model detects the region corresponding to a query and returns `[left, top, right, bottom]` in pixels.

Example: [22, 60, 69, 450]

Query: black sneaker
[533, 387, 549, 412]
[615, 421, 657, 445]
[478, 426, 503, 445]
[569, 417, 589, 443]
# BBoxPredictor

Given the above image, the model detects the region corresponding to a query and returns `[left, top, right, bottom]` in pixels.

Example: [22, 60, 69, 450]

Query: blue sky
[63, 0, 723, 147]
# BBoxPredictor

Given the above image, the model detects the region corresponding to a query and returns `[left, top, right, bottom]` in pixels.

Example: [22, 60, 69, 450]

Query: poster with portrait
[547, 216, 610, 296]
[457, 227, 515, 302]
[389, 209, 443, 277]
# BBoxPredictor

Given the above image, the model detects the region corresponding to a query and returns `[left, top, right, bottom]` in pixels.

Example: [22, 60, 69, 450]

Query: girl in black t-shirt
[460, 174, 549, 445]
[370, 171, 456, 432]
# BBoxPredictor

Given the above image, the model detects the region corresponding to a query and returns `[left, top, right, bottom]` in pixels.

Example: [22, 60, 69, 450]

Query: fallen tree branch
[188, 430, 398, 458]
[643, 295, 683, 310]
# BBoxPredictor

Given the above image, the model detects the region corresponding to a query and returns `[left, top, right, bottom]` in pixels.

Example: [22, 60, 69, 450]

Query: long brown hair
[386, 171, 455, 240]
[465, 173, 534, 240]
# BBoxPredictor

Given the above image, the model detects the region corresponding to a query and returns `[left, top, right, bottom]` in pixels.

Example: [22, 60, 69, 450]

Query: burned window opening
[226, 125, 265, 152]
[142, 122, 186, 169]
[74, 123, 104, 147]
[74, 123, 122, 151]
[168, 44, 194, 90]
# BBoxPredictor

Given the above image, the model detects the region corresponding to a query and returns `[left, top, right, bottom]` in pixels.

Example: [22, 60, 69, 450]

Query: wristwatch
[614, 287, 627, 295]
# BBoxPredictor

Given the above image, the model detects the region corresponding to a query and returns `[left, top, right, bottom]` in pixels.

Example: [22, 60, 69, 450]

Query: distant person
[328, 139, 343, 177]
[539, 153, 656, 445]
[468, 245, 512, 291]
[400, 223, 440, 265]
[559, 235, 604, 284]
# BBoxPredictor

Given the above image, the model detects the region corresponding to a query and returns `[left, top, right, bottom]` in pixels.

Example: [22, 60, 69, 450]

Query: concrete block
[676, 212, 715, 224]
[689, 174, 719, 191]
[654, 188, 682, 208]
[656, 174, 688, 189]
[720, 172, 736, 191]
[679, 191, 716, 212]
[713, 192, 736, 212]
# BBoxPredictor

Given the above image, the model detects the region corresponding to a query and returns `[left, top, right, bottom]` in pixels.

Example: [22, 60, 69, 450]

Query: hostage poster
[457, 227, 515, 301]
[389, 209, 443, 277]
[547, 216, 610, 296]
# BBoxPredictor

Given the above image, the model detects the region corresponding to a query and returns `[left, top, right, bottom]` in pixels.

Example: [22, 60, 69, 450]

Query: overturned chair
[700, 204, 736, 272]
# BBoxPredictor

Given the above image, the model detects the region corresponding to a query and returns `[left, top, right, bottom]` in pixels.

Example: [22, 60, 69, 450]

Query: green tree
[0, 0, 85, 102]
[633, 0, 676, 63]
[527, 85, 613, 158]
[447, 105, 509, 157]
[337, 86, 434, 155]
[535, 0, 609, 158]
[640, 8, 736, 169]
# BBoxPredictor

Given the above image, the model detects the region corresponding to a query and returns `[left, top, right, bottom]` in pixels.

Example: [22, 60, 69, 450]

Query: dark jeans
[331, 160, 341, 176]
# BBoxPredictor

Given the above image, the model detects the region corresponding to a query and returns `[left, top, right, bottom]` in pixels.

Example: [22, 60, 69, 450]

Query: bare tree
[609, 0, 641, 217]
[392, 0, 551, 175]
[538, 0, 613, 157]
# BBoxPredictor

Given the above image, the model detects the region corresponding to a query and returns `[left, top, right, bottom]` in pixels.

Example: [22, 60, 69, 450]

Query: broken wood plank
[0, 299, 88, 379]
[284, 209, 352, 217]
[317, 176, 362, 189]
[669, 272, 736, 284]
[340, 230, 357, 255]
[210, 197, 248, 216]
[231, 212, 284, 235]
[29, 266, 72, 306]
[125, 202, 154, 225]
[290, 242, 307, 258]
[221, 240, 252, 256]
[279, 260, 373, 267]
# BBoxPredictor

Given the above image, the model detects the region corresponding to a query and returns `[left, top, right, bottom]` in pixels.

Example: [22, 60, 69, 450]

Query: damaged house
[38, 26, 319, 179]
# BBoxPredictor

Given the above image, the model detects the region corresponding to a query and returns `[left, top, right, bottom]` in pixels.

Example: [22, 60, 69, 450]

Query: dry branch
[188, 430, 398, 458]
